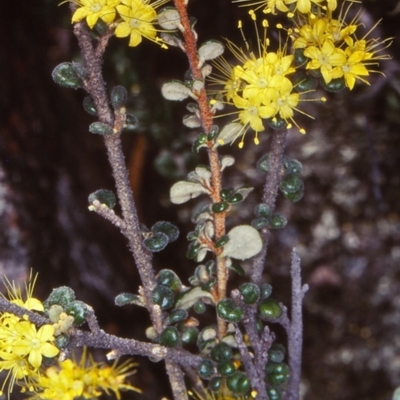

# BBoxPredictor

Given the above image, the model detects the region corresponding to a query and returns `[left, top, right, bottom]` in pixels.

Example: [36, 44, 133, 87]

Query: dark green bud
[239, 283, 260, 305]
[167, 309, 188, 324]
[93, 18, 108, 36]
[160, 326, 180, 347]
[201, 278, 216, 292]
[258, 298, 282, 319]
[267, 214, 287, 229]
[209, 376, 223, 392]
[152, 285, 174, 310]
[198, 359, 214, 379]
[320, 76, 346, 92]
[88, 189, 116, 209]
[217, 360, 236, 376]
[83, 96, 97, 116]
[267, 117, 286, 130]
[65, 300, 88, 326]
[212, 202, 229, 213]
[151, 221, 179, 243]
[193, 301, 206, 314]
[89, 122, 113, 135]
[226, 372, 250, 395]
[124, 114, 138, 130]
[293, 48, 308, 66]
[45, 286, 75, 309]
[197, 133, 208, 144]
[260, 283, 273, 299]
[110, 85, 128, 110]
[52, 62, 83, 89]
[211, 341, 233, 362]
[292, 70, 318, 92]
[215, 235, 229, 248]
[143, 232, 169, 252]
[216, 299, 243, 323]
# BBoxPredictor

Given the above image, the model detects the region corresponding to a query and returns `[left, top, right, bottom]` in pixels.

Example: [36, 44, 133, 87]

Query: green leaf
[175, 287, 214, 310]
[143, 232, 169, 252]
[115, 293, 145, 307]
[216, 299, 243, 323]
[222, 225, 263, 260]
[88, 189, 117, 208]
[52, 62, 83, 89]
[89, 122, 113, 135]
[170, 181, 209, 204]
[151, 221, 179, 243]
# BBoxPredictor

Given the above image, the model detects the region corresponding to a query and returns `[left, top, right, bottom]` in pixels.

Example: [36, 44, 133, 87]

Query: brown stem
[173, 0, 228, 338]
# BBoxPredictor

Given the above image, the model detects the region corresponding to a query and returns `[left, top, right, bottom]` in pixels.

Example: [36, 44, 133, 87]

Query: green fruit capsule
[216, 299, 243, 323]
[239, 283, 260, 305]
[160, 326, 180, 347]
[212, 202, 229, 213]
[217, 360, 236, 376]
[293, 48, 308, 66]
[258, 298, 282, 320]
[152, 286, 174, 310]
[209, 376, 223, 392]
[292, 70, 318, 92]
[211, 342, 233, 362]
[198, 359, 214, 379]
[226, 372, 250, 395]
[65, 300, 88, 326]
[45, 286, 76, 309]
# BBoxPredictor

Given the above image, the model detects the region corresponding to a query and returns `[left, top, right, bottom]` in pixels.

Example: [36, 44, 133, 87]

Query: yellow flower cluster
[0, 275, 59, 396]
[69, 0, 169, 47]
[292, 5, 391, 89]
[30, 348, 141, 400]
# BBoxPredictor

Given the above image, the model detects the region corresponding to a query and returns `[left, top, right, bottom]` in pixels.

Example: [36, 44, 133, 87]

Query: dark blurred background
[0, 0, 400, 399]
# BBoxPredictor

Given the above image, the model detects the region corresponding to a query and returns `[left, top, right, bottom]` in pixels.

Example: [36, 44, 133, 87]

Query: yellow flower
[12, 321, 59, 369]
[71, 0, 121, 28]
[303, 39, 346, 83]
[115, 0, 168, 47]
[31, 347, 141, 400]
